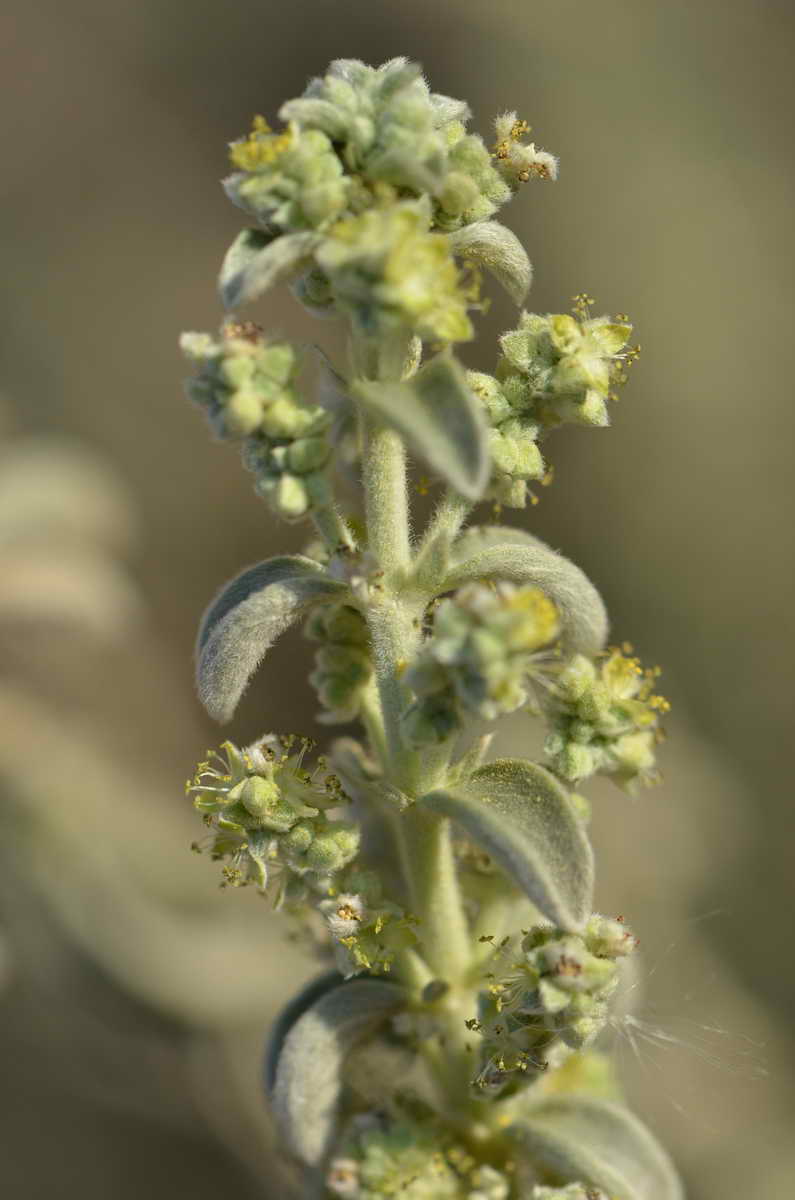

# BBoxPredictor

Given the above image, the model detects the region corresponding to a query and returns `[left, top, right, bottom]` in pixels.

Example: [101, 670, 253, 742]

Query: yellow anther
[229, 117, 292, 171]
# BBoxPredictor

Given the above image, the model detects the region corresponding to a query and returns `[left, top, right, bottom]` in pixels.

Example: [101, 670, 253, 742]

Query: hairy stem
[361, 414, 412, 578]
[398, 806, 471, 983]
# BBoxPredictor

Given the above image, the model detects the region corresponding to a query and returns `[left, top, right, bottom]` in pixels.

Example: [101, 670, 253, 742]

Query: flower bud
[403, 582, 559, 745]
[188, 736, 357, 891]
[316, 200, 476, 345]
[468, 371, 545, 508]
[306, 601, 373, 724]
[473, 917, 637, 1094]
[225, 120, 350, 233]
[543, 649, 667, 790]
[496, 304, 635, 436]
[300, 820, 360, 874]
[233, 775, 297, 832]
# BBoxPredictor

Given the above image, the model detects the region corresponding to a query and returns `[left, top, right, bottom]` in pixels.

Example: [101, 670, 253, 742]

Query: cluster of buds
[188, 736, 359, 895]
[471, 915, 638, 1095]
[228, 59, 555, 239]
[467, 369, 545, 508]
[326, 1111, 511, 1199]
[222, 59, 556, 337]
[315, 199, 478, 345]
[496, 302, 636, 431]
[492, 112, 558, 185]
[318, 868, 417, 977]
[305, 602, 373, 724]
[543, 648, 669, 790]
[226, 116, 350, 232]
[402, 583, 560, 747]
[180, 324, 333, 520]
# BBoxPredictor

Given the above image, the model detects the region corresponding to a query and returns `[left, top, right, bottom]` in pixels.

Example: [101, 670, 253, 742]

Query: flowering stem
[356, 341, 472, 994]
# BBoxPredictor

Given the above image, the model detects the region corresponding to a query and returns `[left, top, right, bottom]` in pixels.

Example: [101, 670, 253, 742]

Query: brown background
[1, 1, 793, 1196]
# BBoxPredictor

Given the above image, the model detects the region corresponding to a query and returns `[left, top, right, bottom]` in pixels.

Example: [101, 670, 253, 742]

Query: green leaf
[439, 526, 608, 656]
[264, 971, 342, 1093]
[219, 229, 318, 309]
[353, 353, 489, 499]
[420, 758, 594, 931]
[278, 97, 349, 139]
[196, 555, 346, 722]
[449, 221, 532, 305]
[269, 975, 405, 1167]
[511, 1096, 683, 1200]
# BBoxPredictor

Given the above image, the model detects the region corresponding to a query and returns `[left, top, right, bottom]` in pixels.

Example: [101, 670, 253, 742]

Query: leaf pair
[219, 218, 531, 314]
[217, 219, 535, 501]
[353, 353, 489, 500]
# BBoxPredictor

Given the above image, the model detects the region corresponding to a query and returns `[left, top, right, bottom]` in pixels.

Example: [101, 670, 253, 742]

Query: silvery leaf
[353, 354, 489, 500]
[269, 976, 405, 1167]
[420, 758, 594, 931]
[511, 1096, 683, 1200]
[449, 221, 532, 305]
[196, 555, 345, 722]
[219, 229, 318, 309]
[440, 526, 608, 656]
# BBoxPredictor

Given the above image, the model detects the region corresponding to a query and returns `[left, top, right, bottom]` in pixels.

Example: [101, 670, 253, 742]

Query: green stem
[359, 678, 388, 768]
[311, 503, 355, 555]
[398, 806, 471, 984]
[354, 331, 473, 1002]
[360, 414, 412, 578]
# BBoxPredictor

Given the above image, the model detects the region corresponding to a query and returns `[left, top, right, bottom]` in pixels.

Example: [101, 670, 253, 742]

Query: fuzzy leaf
[353, 354, 489, 499]
[196, 555, 345, 722]
[278, 97, 349, 139]
[511, 1096, 683, 1200]
[449, 221, 532, 305]
[264, 971, 343, 1093]
[219, 229, 318, 309]
[439, 526, 608, 656]
[269, 976, 405, 1167]
[420, 758, 594, 931]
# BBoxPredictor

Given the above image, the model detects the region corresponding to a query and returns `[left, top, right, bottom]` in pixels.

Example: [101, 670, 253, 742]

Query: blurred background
[1, 0, 793, 1195]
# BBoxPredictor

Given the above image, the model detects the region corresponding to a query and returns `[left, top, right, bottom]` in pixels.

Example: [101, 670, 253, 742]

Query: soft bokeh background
[1, 1, 793, 1196]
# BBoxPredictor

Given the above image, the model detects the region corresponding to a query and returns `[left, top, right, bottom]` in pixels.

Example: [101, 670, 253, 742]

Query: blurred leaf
[449, 221, 532, 305]
[264, 971, 342, 1093]
[420, 758, 594, 931]
[219, 229, 318, 308]
[0, 437, 137, 553]
[353, 354, 489, 499]
[270, 976, 405, 1167]
[0, 548, 141, 639]
[196, 556, 346, 722]
[511, 1096, 683, 1199]
[440, 526, 608, 656]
